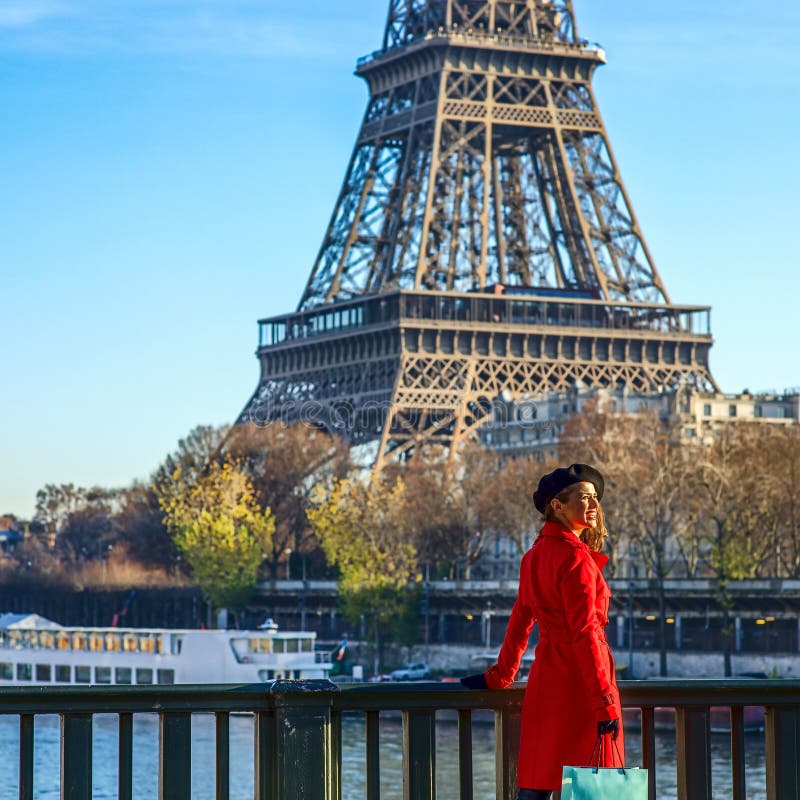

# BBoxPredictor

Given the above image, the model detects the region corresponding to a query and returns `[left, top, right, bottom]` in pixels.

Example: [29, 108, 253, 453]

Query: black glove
[460, 673, 488, 690]
[597, 719, 619, 740]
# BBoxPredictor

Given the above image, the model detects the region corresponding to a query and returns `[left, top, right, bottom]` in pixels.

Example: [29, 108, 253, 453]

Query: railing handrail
[4, 680, 800, 799]
[1, 678, 798, 713]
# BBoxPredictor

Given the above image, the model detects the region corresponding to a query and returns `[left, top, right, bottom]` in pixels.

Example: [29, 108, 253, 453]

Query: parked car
[390, 662, 431, 681]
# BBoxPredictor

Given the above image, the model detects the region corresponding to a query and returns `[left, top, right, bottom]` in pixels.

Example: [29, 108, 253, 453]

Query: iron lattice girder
[383, 0, 579, 50]
[240, 291, 717, 453]
[243, 1, 718, 457]
[300, 28, 671, 311]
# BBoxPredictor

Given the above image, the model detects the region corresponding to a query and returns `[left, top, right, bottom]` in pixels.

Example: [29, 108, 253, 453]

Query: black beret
[532, 463, 604, 514]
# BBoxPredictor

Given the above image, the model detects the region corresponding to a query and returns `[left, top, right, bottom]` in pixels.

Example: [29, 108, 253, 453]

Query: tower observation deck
[240, 0, 717, 461]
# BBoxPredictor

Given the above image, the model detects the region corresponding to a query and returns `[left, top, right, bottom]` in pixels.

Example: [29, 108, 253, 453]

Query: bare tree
[759, 426, 800, 577]
[386, 445, 494, 580]
[689, 424, 775, 675]
[114, 482, 180, 571]
[152, 425, 230, 488]
[34, 483, 87, 548]
[475, 455, 547, 556]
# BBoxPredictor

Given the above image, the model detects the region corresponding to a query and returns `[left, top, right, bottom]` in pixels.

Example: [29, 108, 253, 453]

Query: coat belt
[538, 627, 607, 645]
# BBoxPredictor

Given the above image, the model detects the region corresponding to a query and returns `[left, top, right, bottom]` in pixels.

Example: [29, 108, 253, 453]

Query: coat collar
[539, 521, 609, 571]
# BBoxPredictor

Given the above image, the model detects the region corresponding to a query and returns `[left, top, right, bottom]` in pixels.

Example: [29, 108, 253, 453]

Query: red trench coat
[483, 521, 624, 791]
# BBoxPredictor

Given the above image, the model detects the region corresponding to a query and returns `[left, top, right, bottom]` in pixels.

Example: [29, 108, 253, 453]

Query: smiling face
[550, 481, 600, 535]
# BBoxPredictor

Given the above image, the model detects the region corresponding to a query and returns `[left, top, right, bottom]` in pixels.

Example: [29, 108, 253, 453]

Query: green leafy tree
[308, 476, 419, 674]
[156, 460, 275, 618]
[225, 422, 351, 579]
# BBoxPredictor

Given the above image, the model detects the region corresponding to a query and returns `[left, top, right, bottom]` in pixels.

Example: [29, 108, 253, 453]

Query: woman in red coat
[462, 463, 623, 800]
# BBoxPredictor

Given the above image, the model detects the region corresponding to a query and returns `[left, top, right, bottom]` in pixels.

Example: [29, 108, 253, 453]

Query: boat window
[17, 664, 32, 681]
[229, 639, 250, 662]
[248, 639, 259, 653]
[170, 636, 182, 655]
[259, 638, 272, 654]
[301, 639, 312, 652]
[139, 636, 156, 654]
[123, 635, 138, 653]
[272, 639, 284, 654]
[157, 669, 175, 685]
[39, 632, 55, 649]
[36, 664, 51, 682]
[75, 666, 91, 684]
[257, 669, 275, 681]
[55, 665, 71, 682]
[72, 632, 87, 651]
[24, 631, 38, 648]
[0, 663, 12, 679]
[156, 635, 164, 654]
[56, 633, 70, 650]
[286, 639, 299, 653]
[115, 667, 132, 685]
[9, 631, 22, 648]
[95, 667, 112, 684]
[136, 668, 153, 685]
[89, 634, 104, 652]
[105, 633, 120, 652]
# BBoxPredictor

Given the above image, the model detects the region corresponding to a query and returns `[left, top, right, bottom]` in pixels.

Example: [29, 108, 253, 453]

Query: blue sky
[2, 0, 799, 519]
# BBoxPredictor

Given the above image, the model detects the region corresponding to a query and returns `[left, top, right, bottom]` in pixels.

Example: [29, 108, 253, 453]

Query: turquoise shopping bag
[561, 737, 648, 799]
[561, 764, 648, 799]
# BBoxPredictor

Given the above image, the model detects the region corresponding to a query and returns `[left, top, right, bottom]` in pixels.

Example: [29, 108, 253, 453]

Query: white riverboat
[0, 613, 332, 686]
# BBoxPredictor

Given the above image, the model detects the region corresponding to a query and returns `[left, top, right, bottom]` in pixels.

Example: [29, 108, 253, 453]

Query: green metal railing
[2, 679, 799, 799]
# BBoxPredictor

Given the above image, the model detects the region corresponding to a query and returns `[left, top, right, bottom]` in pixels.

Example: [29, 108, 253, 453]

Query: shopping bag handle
[587, 734, 626, 774]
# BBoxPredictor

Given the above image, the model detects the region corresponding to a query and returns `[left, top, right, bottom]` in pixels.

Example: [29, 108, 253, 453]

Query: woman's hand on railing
[460, 673, 488, 690]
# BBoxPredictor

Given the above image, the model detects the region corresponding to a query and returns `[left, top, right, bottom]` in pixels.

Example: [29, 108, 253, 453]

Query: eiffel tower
[240, 0, 717, 462]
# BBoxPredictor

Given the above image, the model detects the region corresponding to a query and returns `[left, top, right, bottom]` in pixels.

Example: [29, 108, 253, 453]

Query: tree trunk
[657, 577, 668, 677]
[372, 620, 380, 677]
[722, 604, 733, 678]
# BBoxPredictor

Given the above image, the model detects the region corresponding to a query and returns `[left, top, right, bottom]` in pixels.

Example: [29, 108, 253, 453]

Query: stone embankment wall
[397, 644, 800, 679]
[626, 651, 799, 679]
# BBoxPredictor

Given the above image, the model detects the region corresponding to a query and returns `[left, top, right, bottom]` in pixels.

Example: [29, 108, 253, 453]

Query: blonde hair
[543, 485, 608, 553]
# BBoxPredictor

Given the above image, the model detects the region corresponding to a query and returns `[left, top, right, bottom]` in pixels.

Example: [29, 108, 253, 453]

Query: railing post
[403, 708, 436, 800]
[20, 714, 34, 800]
[158, 712, 191, 800]
[254, 708, 276, 800]
[675, 706, 712, 800]
[765, 705, 800, 800]
[640, 706, 657, 800]
[215, 711, 230, 800]
[331, 704, 342, 800]
[118, 712, 133, 800]
[268, 679, 339, 800]
[730, 706, 746, 800]
[458, 709, 474, 800]
[365, 710, 381, 800]
[495, 705, 521, 800]
[61, 713, 92, 800]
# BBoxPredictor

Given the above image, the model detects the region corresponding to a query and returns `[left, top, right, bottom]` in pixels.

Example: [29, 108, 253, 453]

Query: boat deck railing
[2, 679, 799, 799]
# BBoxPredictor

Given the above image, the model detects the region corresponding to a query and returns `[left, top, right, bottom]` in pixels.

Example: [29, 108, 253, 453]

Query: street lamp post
[482, 601, 493, 651]
[628, 580, 636, 680]
[423, 564, 430, 665]
[284, 548, 292, 580]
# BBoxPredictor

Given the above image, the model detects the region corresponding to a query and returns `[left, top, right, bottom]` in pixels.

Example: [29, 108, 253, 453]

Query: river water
[0, 713, 767, 799]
